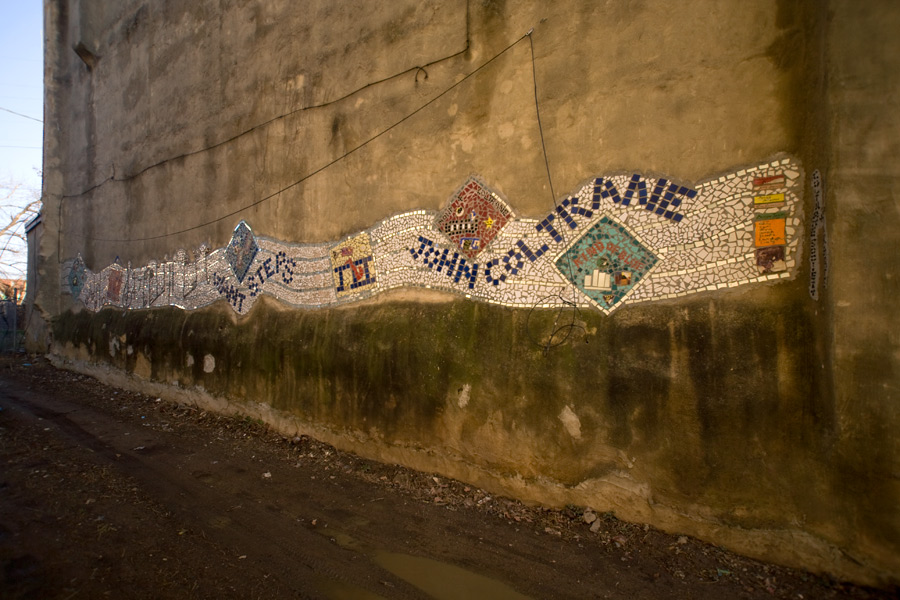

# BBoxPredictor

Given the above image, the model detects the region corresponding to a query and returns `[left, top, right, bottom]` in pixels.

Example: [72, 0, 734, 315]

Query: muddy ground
[0, 355, 894, 599]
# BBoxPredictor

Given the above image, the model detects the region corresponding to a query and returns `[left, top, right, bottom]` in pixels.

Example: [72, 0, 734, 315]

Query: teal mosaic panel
[68, 255, 86, 298]
[554, 216, 658, 312]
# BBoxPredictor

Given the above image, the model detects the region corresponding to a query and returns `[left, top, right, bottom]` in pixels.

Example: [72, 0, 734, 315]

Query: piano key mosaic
[64, 157, 803, 316]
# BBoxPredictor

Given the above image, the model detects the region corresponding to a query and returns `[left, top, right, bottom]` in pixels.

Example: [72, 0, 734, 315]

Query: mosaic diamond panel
[65, 157, 804, 317]
[224, 220, 259, 283]
[555, 216, 659, 312]
[435, 177, 513, 259]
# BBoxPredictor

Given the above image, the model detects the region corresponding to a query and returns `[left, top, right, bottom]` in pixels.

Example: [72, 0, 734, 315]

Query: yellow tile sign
[754, 192, 785, 206]
[754, 218, 786, 247]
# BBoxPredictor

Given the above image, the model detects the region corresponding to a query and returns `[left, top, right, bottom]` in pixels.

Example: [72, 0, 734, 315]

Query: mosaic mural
[64, 158, 803, 316]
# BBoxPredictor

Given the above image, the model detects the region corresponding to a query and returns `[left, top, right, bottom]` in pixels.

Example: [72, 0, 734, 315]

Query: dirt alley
[0, 355, 894, 599]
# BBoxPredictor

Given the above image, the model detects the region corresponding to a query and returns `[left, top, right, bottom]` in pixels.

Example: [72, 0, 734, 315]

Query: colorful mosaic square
[753, 174, 785, 190]
[435, 177, 513, 259]
[554, 215, 658, 312]
[68, 255, 86, 298]
[753, 192, 785, 206]
[224, 220, 259, 283]
[107, 268, 124, 302]
[756, 246, 786, 274]
[330, 233, 376, 297]
[754, 214, 787, 247]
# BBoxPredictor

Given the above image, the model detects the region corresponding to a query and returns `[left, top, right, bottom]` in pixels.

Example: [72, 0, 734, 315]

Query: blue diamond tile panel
[224, 221, 259, 283]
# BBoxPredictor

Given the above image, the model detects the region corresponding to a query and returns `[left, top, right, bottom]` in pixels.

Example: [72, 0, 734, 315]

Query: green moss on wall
[52, 276, 900, 582]
[52, 283, 828, 506]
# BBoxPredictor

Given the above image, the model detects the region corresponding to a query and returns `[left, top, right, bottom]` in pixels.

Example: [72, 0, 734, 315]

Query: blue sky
[0, 2, 42, 190]
[0, 1, 43, 279]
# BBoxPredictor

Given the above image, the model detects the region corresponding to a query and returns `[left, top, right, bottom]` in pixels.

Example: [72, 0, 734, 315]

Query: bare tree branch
[0, 179, 42, 283]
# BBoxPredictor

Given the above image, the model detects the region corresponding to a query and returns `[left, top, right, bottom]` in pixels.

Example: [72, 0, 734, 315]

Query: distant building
[0, 279, 26, 303]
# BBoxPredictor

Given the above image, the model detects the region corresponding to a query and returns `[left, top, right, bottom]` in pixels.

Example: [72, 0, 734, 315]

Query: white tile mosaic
[65, 159, 803, 315]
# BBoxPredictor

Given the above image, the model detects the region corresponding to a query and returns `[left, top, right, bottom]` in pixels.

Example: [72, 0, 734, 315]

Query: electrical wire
[523, 29, 585, 354]
[60, 17, 584, 351]
[0, 106, 42, 123]
[71, 33, 529, 243]
[62, 2, 472, 202]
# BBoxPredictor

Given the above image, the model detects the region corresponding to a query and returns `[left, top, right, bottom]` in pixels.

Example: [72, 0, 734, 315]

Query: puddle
[312, 531, 383, 599]
[374, 552, 534, 600]
[313, 525, 532, 600]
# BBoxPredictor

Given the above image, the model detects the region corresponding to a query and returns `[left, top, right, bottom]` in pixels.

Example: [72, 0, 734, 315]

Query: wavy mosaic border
[64, 156, 803, 316]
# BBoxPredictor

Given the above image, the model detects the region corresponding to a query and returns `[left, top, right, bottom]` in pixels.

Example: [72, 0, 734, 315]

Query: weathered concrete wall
[824, 0, 900, 584]
[36, 0, 900, 587]
[48, 0, 798, 268]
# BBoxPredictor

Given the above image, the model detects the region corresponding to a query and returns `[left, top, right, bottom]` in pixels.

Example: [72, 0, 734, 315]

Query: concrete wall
[35, 0, 900, 586]
[825, 1, 900, 584]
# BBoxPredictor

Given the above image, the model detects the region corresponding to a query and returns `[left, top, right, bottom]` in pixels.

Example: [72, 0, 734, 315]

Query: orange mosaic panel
[754, 218, 786, 247]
